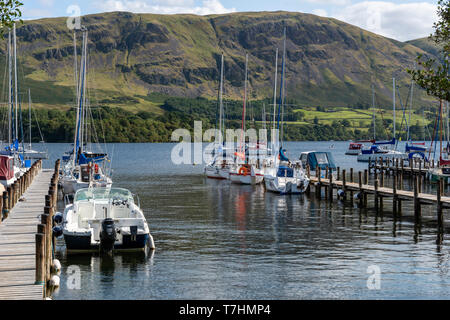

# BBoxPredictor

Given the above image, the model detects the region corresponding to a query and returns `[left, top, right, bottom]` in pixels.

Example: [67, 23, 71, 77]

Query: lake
[37, 141, 450, 299]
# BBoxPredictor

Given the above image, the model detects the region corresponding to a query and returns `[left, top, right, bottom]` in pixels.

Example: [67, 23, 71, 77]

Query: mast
[28, 89, 31, 149]
[73, 31, 79, 104]
[407, 78, 414, 143]
[277, 27, 286, 148]
[73, 29, 87, 168]
[7, 31, 11, 145]
[272, 48, 278, 151]
[372, 84, 376, 140]
[393, 77, 396, 140]
[239, 53, 248, 154]
[218, 53, 224, 144]
[13, 24, 18, 144]
[440, 99, 443, 162]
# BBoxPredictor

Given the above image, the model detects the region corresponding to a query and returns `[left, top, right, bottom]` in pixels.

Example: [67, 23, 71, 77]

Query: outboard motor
[100, 218, 116, 253]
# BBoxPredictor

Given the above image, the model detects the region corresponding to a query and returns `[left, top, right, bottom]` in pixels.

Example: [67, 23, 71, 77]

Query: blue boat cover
[277, 166, 294, 177]
[306, 152, 337, 170]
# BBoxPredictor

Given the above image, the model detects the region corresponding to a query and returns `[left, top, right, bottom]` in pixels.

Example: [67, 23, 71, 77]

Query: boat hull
[64, 232, 151, 252]
[205, 166, 226, 180]
[357, 152, 408, 162]
[345, 150, 361, 156]
[264, 176, 309, 194]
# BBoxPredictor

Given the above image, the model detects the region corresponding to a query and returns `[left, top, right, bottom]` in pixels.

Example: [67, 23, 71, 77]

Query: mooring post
[41, 213, 51, 284]
[328, 167, 333, 202]
[363, 169, 368, 207]
[414, 174, 421, 219]
[350, 168, 354, 205]
[374, 179, 379, 212]
[337, 167, 340, 181]
[418, 160, 422, 192]
[358, 171, 363, 207]
[324, 166, 329, 200]
[306, 164, 311, 194]
[437, 179, 443, 232]
[35, 232, 46, 296]
[400, 160, 404, 185]
[316, 166, 321, 199]
[393, 173, 398, 215]
[342, 169, 347, 201]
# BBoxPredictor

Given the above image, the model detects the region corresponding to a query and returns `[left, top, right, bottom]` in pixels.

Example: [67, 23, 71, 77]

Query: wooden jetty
[0, 160, 59, 300]
[306, 165, 450, 228]
[368, 157, 435, 179]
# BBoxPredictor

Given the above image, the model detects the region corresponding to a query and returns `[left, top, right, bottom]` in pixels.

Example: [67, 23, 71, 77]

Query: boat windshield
[315, 152, 329, 165]
[74, 188, 133, 202]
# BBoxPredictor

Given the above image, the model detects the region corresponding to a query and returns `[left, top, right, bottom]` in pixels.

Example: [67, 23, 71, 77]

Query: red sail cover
[0, 156, 13, 181]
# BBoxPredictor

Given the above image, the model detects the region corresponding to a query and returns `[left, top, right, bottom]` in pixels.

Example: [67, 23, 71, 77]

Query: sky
[22, 0, 439, 41]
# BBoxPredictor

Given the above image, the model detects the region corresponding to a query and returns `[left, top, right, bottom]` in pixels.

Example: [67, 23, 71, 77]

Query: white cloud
[38, 0, 54, 6]
[335, 1, 438, 41]
[312, 9, 328, 17]
[94, 0, 236, 15]
[22, 7, 53, 19]
[306, 0, 351, 6]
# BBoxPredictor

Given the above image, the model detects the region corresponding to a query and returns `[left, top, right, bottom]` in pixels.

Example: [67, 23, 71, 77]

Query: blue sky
[22, 0, 439, 41]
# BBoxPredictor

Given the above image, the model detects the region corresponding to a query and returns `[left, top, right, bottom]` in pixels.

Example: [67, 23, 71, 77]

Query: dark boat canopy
[299, 151, 337, 170]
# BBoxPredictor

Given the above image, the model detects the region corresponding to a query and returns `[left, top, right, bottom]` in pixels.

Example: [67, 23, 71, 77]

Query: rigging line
[395, 85, 408, 149]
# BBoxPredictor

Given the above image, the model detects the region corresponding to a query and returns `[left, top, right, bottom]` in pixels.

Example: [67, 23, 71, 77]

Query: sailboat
[0, 24, 29, 187]
[264, 28, 310, 194]
[357, 79, 408, 162]
[204, 53, 233, 180]
[60, 28, 112, 197]
[229, 54, 264, 185]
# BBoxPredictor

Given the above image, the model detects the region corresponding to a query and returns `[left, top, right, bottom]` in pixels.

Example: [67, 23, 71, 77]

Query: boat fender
[52, 226, 63, 238]
[354, 192, 362, 200]
[53, 212, 63, 224]
[94, 164, 99, 173]
[49, 275, 60, 288]
[148, 234, 156, 250]
[337, 190, 345, 198]
[52, 259, 61, 275]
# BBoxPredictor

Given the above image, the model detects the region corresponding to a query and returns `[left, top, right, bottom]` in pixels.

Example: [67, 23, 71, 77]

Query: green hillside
[0, 11, 441, 142]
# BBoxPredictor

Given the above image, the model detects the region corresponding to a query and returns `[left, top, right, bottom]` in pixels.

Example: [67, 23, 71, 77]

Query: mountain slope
[5, 11, 437, 111]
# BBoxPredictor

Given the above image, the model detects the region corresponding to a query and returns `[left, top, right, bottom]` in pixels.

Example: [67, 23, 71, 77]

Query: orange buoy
[238, 166, 249, 176]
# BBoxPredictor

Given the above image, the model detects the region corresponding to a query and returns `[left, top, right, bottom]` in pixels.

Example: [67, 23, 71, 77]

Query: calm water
[38, 142, 450, 300]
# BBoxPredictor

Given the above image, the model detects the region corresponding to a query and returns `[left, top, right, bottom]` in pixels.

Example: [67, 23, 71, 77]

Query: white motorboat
[357, 144, 408, 162]
[264, 160, 309, 194]
[62, 187, 155, 252]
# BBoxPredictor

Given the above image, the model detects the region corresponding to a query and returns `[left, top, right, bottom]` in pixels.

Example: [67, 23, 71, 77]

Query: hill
[5, 11, 439, 113]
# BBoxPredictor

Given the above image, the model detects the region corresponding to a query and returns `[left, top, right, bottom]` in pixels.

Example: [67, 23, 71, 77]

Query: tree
[0, 1, 23, 38]
[408, 0, 449, 101]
